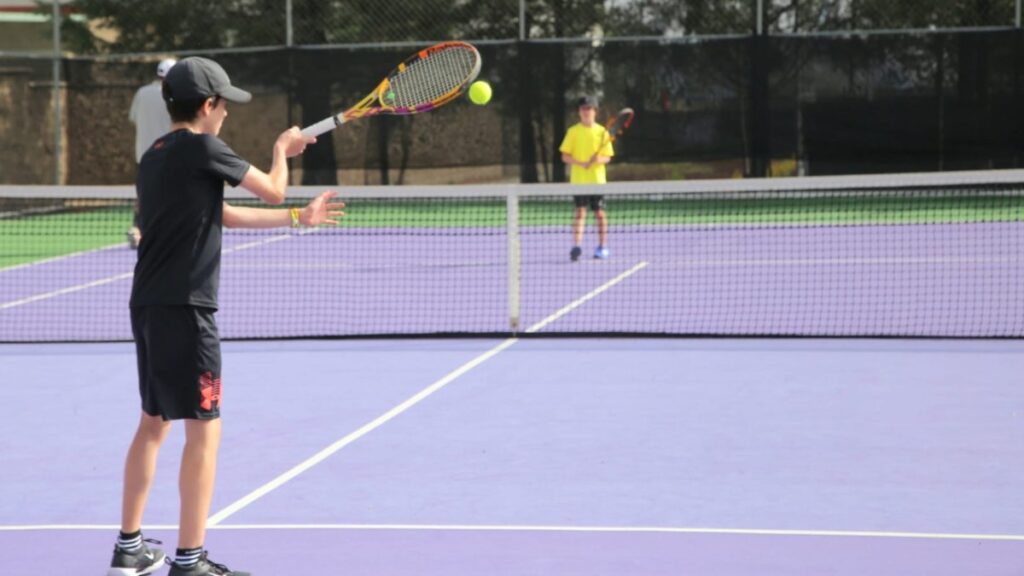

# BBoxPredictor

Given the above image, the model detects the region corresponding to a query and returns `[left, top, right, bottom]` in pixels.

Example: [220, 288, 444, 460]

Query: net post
[506, 185, 521, 334]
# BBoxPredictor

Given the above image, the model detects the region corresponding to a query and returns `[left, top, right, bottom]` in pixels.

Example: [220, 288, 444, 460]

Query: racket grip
[301, 116, 342, 138]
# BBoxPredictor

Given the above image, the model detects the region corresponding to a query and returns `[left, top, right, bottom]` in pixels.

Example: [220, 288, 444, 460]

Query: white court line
[526, 261, 648, 334]
[206, 261, 649, 526]
[0, 272, 134, 310]
[0, 233, 296, 311]
[659, 256, 1021, 267]
[0, 243, 124, 274]
[203, 256, 1022, 271]
[0, 207, 328, 276]
[2, 523, 1023, 541]
[206, 338, 519, 525]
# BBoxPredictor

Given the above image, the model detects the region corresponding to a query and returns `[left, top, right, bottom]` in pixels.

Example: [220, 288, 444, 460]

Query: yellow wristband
[289, 207, 301, 228]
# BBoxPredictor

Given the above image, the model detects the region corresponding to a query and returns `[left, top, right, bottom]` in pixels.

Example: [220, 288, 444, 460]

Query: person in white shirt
[127, 58, 176, 248]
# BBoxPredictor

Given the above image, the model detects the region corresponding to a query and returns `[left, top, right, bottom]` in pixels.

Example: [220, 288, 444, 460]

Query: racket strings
[389, 46, 479, 108]
[609, 109, 635, 136]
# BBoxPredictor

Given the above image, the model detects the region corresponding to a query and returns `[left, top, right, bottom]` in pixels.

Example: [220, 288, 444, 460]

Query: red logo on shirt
[199, 371, 222, 412]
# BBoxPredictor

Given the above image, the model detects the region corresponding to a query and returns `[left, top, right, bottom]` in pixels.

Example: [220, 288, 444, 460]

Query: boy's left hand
[300, 191, 346, 226]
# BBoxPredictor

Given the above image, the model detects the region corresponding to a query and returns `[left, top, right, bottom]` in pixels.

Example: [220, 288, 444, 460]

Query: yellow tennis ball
[469, 80, 492, 105]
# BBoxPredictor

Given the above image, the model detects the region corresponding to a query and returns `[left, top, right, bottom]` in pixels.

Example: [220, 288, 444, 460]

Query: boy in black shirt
[108, 57, 343, 576]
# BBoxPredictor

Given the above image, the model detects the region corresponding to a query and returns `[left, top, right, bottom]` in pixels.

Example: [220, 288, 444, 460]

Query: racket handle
[301, 116, 344, 138]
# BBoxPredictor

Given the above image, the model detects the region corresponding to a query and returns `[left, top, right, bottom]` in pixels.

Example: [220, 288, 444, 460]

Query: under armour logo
[199, 371, 222, 412]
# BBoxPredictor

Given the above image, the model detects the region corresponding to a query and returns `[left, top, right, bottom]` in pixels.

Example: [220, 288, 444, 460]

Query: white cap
[156, 59, 177, 78]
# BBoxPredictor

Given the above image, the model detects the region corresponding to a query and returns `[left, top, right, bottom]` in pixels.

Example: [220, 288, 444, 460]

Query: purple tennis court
[2, 338, 1024, 575]
[2, 175, 1023, 574]
[4, 220, 1023, 341]
[3, 174, 1023, 342]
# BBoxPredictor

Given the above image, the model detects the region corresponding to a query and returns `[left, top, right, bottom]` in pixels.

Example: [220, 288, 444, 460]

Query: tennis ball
[468, 80, 492, 105]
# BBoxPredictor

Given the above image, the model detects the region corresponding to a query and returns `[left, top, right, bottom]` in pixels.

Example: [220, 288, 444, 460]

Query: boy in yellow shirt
[560, 96, 614, 261]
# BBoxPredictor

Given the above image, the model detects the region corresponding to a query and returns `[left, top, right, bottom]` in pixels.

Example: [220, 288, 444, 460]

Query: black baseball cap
[163, 57, 252, 104]
[577, 95, 599, 108]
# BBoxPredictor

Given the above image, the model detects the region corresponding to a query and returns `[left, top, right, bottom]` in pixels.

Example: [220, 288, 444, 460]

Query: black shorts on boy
[131, 306, 221, 420]
[573, 194, 605, 211]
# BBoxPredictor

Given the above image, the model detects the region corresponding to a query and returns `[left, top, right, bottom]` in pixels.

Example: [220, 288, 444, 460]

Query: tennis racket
[301, 41, 482, 138]
[591, 107, 634, 161]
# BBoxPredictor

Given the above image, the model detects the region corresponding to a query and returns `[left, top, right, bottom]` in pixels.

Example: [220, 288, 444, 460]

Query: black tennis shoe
[107, 537, 165, 576]
[168, 551, 250, 576]
[570, 246, 582, 262]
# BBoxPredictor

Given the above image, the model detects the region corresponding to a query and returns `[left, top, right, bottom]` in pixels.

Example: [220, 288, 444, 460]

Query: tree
[56, 0, 471, 185]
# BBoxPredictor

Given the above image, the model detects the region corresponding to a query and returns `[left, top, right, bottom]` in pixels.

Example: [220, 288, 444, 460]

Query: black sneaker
[570, 246, 582, 262]
[107, 538, 166, 576]
[168, 551, 250, 576]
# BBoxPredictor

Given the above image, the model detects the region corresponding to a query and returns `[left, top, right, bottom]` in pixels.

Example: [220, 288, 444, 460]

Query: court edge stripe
[0, 243, 123, 273]
[0, 234, 295, 310]
[0, 272, 133, 310]
[2, 524, 1022, 541]
[0, 218, 325, 276]
[207, 261, 650, 525]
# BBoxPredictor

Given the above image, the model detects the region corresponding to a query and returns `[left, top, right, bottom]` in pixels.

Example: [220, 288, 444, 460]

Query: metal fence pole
[750, 0, 769, 177]
[286, 0, 294, 46]
[51, 0, 62, 184]
[1017, 0, 1021, 28]
[519, 0, 526, 40]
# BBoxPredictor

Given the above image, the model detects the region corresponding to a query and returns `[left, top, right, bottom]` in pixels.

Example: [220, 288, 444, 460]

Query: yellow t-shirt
[559, 123, 614, 184]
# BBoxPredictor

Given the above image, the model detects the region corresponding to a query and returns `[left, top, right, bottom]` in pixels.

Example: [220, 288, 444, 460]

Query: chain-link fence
[1, 0, 1022, 184]
[8, 1, 1020, 54]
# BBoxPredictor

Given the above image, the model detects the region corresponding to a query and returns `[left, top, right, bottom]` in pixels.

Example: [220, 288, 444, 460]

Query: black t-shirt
[130, 129, 250, 310]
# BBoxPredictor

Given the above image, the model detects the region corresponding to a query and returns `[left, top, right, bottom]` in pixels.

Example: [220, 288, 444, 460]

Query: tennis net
[2, 170, 1022, 342]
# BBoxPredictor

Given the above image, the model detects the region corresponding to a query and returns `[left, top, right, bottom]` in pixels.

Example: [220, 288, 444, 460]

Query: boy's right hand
[276, 127, 316, 158]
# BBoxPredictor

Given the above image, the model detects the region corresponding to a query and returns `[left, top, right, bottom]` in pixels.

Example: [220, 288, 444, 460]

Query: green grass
[3, 196, 1021, 269]
[566, 195, 1024, 226]
[336, 196, 1023, 227]
[0, 206, 131, 269]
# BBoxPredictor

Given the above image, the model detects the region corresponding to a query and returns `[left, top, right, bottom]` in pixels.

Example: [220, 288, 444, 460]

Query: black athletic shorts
[573, 195, 606, 211]
[130, 305, 222, 420]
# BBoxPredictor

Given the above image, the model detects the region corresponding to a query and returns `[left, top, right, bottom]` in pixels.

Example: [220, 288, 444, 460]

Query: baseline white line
[0, 243, 124, 273]
[0, 207, 327, 276]
[0, 272, 133, 310]
[2, 523, 1023, 541]
[226, 234, 293, 253]
[659, 256, 1021, 267]
[206, 261, 651, 525]
[0, 234, 296, 311]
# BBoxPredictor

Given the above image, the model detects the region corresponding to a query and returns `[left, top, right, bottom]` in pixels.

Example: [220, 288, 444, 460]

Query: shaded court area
[2, 337, 1023, 575]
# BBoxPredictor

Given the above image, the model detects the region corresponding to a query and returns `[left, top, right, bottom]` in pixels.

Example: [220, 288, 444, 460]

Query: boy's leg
[120, 412, 171, 533]
[110, 410, 170, 575]
[593, 196, 609, 258]
[595, 208, 608, 247]
[570, 206, 587, 261]
[573, 206, 588, 246]
[178, 417, 222, 550]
